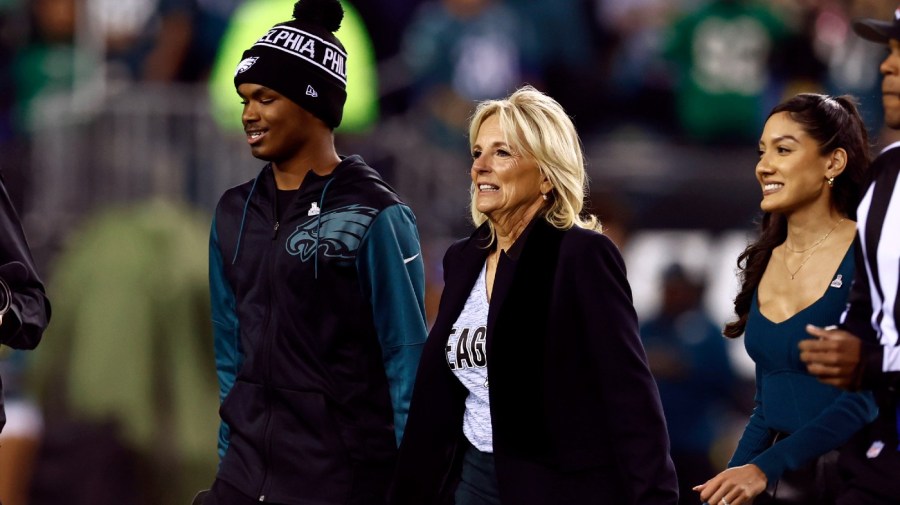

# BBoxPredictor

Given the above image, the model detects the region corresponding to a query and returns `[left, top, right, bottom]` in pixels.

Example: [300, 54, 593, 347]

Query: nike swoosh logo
[403, 253, 420, 264]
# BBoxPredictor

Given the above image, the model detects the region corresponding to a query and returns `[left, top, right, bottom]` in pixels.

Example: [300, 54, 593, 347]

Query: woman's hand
[693, 464, 767, 505]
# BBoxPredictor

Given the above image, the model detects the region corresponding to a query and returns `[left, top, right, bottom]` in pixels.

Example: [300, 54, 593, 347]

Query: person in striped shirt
[800, 6, 900, 504]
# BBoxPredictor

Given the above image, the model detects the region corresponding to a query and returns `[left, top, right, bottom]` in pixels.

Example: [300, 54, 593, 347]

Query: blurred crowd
[0, 0, 894, 152]
[0, 0, 891, 240]
[0, 0, 898, 503]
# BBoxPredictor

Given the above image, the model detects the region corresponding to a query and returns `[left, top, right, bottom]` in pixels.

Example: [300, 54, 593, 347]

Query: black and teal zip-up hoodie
[209, 155, 428, 504]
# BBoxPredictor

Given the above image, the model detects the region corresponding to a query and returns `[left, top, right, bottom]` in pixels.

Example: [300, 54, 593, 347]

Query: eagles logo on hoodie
[285, 204, 377, 262]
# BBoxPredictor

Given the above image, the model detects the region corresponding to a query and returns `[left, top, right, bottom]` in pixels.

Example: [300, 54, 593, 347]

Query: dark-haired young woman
[694, 94, 878, 505]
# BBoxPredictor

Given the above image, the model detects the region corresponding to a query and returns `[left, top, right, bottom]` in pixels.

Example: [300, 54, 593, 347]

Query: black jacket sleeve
[570, 233, 678, 504]
[0, 177, 49, 348]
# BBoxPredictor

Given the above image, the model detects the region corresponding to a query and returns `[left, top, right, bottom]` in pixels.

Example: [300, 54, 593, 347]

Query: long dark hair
[723, 93, 871, 338]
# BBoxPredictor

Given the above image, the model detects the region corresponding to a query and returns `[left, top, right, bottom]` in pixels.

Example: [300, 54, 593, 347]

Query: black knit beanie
[234, 0, 347, 129]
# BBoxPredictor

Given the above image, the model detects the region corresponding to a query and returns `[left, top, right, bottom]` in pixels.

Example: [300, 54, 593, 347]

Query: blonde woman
[389, 86, 678, 505]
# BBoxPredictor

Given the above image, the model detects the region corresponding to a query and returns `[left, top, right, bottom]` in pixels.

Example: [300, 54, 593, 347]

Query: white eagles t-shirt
[446, 262, 493, 452]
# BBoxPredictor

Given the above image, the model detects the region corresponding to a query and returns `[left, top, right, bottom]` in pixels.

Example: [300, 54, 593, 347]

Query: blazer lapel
[487, 219, 564, 351]
[486, 250, 516, 342]
[486, 219, 564, 458]
[432, 225, 492, 337]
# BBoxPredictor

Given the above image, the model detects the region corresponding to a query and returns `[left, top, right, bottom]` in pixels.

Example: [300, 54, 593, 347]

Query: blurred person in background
[640, 263, 738, 505]
[800, 7, 900, 504]
[350, 0, 424, 116]
[821, 0, 897, 140]
[12, 0, 76, 129]
[389, 85, 677, 505]
[766, 0, 888, 138]
[0, 0, 19, 145]
[200, 0, 428, 503]
[503, 0, 599, 130]
[592, 0, 685, 134]
[664, 0, 789, 144]
[584, 190, 634, 251]
[86, 0, 194, 81]
[0, 170, 50, 505]
[351, 0, 423, 60]
[188, 0, 243, 81]
[763, 1, 828, 95]
[7, 0, 77, 208]
[400, 0, 542, 151]
[27, 201, 217, 505]
[695, 93, 877, 505]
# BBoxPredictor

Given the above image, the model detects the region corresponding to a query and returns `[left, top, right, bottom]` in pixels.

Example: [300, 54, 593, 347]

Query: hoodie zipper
[257, 234, 278, 502]
[272, 177, 282, 241]
[257, 174, 284, 501]
[252, 168, 333, 500]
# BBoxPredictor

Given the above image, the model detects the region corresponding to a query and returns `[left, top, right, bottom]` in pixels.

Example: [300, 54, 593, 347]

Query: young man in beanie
[800, 6, 900, 504]
[202, 1, 427, 503]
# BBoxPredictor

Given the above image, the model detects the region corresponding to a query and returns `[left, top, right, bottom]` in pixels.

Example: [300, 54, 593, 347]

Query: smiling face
[756, 111, 836, 215]
[237, 83, 321, 167]
[881, 39, 900, 129]
[470, 114, 550, 228]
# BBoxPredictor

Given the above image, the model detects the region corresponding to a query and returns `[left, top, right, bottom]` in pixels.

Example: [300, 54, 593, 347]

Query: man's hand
[799, 325, 862, 389]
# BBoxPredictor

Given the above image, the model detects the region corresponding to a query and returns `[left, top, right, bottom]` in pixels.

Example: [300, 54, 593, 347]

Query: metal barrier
[24, 84, 266, 253]
[21, 81, 763, 273]
[21, 83, 476, 260]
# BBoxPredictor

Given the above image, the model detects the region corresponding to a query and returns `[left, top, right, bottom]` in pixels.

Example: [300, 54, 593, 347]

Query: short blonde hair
[468, 85, 599, 239]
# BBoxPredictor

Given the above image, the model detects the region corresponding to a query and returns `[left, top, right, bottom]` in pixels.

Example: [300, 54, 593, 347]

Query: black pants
[455, 441, 501, 505]
[837, 490, 898, 505]
[836, 409, 900, 504]
[201, 462, 392, 505]
[836, 440, 900, 504]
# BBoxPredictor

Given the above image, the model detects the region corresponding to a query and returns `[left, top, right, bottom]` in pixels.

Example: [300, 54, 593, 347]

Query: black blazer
[390, 219, 678, 504]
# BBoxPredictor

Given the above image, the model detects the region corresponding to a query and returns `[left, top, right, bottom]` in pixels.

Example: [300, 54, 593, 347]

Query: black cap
[234, 0, 347, 128]
[853, 7, 900, 44]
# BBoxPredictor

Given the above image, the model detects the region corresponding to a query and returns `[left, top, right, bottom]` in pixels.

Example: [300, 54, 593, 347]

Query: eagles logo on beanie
[234, 0, 347, 129]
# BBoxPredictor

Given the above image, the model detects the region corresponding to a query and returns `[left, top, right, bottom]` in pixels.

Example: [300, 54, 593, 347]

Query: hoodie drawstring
[232, 168, 335, 280]
[232, 172, 262, 265]
[314, 177, 335, 279]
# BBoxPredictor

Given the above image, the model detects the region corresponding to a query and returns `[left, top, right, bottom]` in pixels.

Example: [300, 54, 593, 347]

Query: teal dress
[729, 246, 878, 482]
